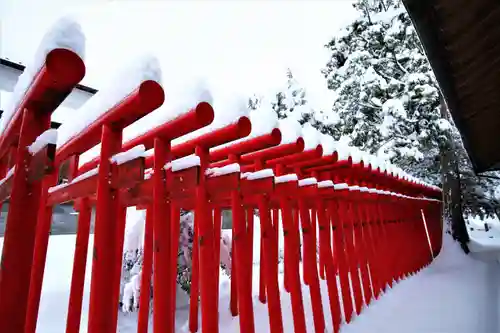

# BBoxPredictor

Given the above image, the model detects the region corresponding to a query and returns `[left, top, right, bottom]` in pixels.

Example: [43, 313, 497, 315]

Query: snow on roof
[0, 17, 85, 135]
[58, 54, 162, 148]
[278, 118, 302, 144]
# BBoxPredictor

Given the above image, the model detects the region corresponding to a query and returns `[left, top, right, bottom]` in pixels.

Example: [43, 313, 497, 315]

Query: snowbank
[342, 236, 500, 333]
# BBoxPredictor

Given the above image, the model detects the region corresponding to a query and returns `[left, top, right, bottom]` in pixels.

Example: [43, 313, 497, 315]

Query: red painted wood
[24, 172, 58, 333]
[210, 128, 281, 162]
[137, 208, 153, 333]
[57, 80, 164, 166]
[213, 207, 222, 312]
[189, 214, 200, 332]
[195, 146, 218, 333]
[66, 198, 92, 333]
[170, 204, 181, 330]
[298, 196, 325, 333]
[152, 138, 173, 333]
[0, 49, 85, 160]
[280, 194, 306, 333]
[317, 200, 341, 333]
[0, 108, 51, 332]
[232, 189, 255, 332]
[87, 125, 123, 333]
[78, 103, 214, 174]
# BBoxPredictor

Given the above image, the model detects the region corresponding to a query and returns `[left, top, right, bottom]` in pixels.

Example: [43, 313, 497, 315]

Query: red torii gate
[0, 40, 442, 333]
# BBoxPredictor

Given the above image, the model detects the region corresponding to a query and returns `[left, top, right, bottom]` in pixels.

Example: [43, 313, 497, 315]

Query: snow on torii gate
[0, 19, 443, 333]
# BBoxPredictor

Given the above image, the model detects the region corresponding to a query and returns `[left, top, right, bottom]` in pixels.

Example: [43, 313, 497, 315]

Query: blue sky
[1, 0, 357, 112]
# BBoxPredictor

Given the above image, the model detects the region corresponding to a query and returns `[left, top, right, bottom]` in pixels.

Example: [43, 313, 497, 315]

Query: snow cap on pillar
[334, 136, 351, 161]
[2, 16, 86, 135]
[172, 90, 249, 145]
[278, 118, 302, 144]
[301, 123, 321, 151]
[319, 134, 336, 156]
[58, 53, 163, 148]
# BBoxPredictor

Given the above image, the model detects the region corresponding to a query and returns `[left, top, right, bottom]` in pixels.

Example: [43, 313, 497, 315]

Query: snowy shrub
[119, 207, 233, 312]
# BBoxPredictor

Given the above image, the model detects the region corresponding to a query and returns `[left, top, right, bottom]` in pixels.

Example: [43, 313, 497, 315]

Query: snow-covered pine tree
[265, 69, 338, 131]
[120, 207, 233, 313]
[270, 69, 308, 120]
[321, 0, 448, 185]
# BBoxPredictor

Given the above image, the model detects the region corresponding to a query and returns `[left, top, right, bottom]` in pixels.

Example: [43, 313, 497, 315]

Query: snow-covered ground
[467, 215, 500, 255]
[342, 236, 500, 333]
[1, 223, 499, 332]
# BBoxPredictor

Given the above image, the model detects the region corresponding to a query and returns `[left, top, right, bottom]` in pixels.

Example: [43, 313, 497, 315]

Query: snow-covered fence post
[164, 115, 252, 333]
[277, 179, 307, 333]
[297, 178, 326, 333]
[228, 153, 255, 332]
[363, 191, 382, 299]
[372, 190, 387, 295]
[315, 185, 341, 333]
[340, 190, 364, 316]
[0, 40, 85, 332]
[253, 159, 281, 333]
[330, 194, 354, 323]
[209, 122, 302, 333]
[265, 135, 326, 333]
[254, 159, 270, 306]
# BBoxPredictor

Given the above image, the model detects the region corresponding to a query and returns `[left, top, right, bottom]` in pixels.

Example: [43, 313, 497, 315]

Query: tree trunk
[439, 94, 469, 252]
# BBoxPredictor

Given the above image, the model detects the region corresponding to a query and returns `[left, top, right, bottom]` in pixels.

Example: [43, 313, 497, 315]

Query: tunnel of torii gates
[0, 48, 442, 333]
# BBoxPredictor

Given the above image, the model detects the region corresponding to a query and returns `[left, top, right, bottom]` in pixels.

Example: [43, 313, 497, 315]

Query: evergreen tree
[321, 0, 448, 185]
[270, 69, 308, 120]
[320, 0, 500, 218]
[449, 123, 500, 218]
